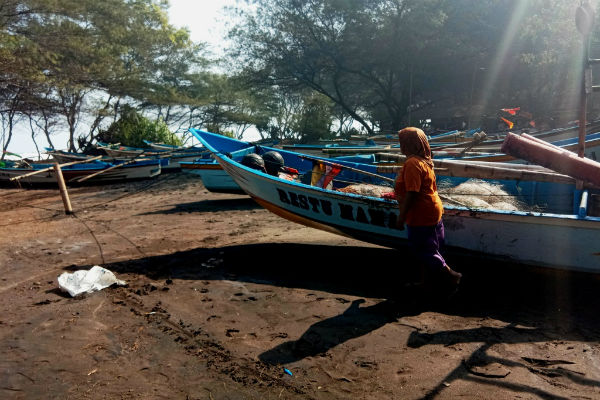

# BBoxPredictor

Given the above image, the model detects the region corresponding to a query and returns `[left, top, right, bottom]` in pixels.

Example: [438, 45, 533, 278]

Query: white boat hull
[216, 153, 600, 273]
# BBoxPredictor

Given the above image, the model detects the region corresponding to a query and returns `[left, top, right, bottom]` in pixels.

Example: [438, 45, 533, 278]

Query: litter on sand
[58, 265, 127, 297]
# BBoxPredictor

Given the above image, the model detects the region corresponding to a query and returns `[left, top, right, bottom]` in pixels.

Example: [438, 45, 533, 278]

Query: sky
[6, 0, 239, 155]
[168, 0, 238, 53]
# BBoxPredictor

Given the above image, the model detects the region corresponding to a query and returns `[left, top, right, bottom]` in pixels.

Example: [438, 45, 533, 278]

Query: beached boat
[180, 159, 244, 194]
[95, 142, 157, 158]
[142, 140, 205, 152]
[281, 142, 382, 157]
[429, 120, 600, 150]
[60, 144, 209, 172]
[457, 132, 600, 163]
[191, 128, 600, 273]
[181, 153, 378, 194]
[322, 131, 600, 164]
[0, 159, 164, 184]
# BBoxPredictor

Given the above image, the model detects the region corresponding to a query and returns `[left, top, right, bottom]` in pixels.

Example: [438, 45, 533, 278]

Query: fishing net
[336, 179, 529, 211]
[439, 179, 527, 211]
[337, 183, 393, 197]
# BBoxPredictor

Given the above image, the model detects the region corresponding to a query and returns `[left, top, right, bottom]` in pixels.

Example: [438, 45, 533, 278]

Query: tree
[96, 105, 180, 148]
[0, 0, 207, 151]
[232, 0, 451, 134]
[291, 92, 334, 142]
[232, 0, 592, 133]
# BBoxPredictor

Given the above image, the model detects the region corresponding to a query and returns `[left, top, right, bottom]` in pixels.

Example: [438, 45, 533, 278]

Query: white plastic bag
[58, 265, 126, 297]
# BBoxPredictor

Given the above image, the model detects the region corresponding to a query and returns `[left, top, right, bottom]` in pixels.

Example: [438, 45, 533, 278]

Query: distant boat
[457, 132, 600, 163]
[53, 144, 209, 172]
[429, 120, 600, 150]
[0, 159, 164, 185]
[142, 140, 205, 152]
[191, 128, 600, 273]
[321, 131, 600, 164]
[180, 159, 244, 194]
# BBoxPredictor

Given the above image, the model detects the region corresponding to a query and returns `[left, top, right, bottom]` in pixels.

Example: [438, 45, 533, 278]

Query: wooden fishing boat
[180, 159, 244, 194]
[457, 132, 600, 163]
[181, 154, 378, 194]
[191, 128, 600, 273]
[0, 159, 164, 184]
[142, 140, 205, 152]
[95, 142, 155, 158]
[71, 144, 209, 171]
[429, 120, 600, 150]
[281, 142, 382, 157]
[322, 131, 600, 164]
[46, 148, 114, 164]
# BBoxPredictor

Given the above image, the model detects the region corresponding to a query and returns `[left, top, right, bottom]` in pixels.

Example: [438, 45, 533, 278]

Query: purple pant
[407, 220, 447, 275]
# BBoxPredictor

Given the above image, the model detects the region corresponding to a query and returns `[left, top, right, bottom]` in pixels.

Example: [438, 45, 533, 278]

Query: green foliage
[0, 0, 207, 151]
[292, 93, 334, 142]
[232, 0, 592, 132]
[97, 106, 181, 148]
[2, 0, 598, 153]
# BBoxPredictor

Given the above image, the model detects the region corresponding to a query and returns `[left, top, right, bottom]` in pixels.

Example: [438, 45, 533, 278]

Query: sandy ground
[0, 172, 599, 400]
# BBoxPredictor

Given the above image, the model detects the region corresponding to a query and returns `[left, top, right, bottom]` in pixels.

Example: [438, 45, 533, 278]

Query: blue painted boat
[142, 140, 205, 153]
[0, 158, 165, 184]
[181, 153, 383, 194]
[90, 142, 209, 171]
[180, 159, 244, 194]
[191, 128, 600, 273]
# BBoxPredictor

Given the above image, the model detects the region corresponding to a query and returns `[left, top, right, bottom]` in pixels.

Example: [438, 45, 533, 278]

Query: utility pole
[575, 0, 596, 158]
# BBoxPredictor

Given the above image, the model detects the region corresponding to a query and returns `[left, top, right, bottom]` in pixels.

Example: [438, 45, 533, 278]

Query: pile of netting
[337, 183, 394, 198]
[438, 179, 528, 211]
[336, 179, 530, 212]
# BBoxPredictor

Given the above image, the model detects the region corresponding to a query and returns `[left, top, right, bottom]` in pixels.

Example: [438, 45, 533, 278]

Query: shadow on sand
[76, 242, 600, 399]
[139, 197, 261, 214]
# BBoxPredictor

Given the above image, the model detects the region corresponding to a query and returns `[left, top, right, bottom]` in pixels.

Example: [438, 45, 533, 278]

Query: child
[395, 127, 462, 295]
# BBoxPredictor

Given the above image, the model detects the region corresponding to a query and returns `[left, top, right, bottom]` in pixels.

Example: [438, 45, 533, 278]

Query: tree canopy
[231, 0, 593, 134]
[1, 0, 598, 155]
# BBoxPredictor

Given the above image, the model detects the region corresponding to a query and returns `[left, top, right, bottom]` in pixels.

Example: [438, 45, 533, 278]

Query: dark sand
[1, 173, 599, 399]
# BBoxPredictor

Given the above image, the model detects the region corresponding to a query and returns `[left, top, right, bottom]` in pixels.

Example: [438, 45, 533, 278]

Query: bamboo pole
[323, 146, 395, 155]
[297, 154, 395, 183]
[75, 157, 144, 183]
[9, 156, 103, 181]
[429, 131, 488, 151]
[54, 163, 73, 214]
[428, 131, 465, 142]
[376, 152, 557, 172]
[375, 156, 592, 186]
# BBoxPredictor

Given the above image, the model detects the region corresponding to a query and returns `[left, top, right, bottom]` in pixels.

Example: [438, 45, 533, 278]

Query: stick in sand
[54, 163, 73, 214]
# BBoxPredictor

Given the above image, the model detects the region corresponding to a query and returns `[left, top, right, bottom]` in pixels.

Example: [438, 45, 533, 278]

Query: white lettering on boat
[276, 188, 399, 229]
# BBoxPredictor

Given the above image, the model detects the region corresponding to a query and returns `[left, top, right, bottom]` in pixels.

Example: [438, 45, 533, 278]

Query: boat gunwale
[195, 133, 599, 224]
